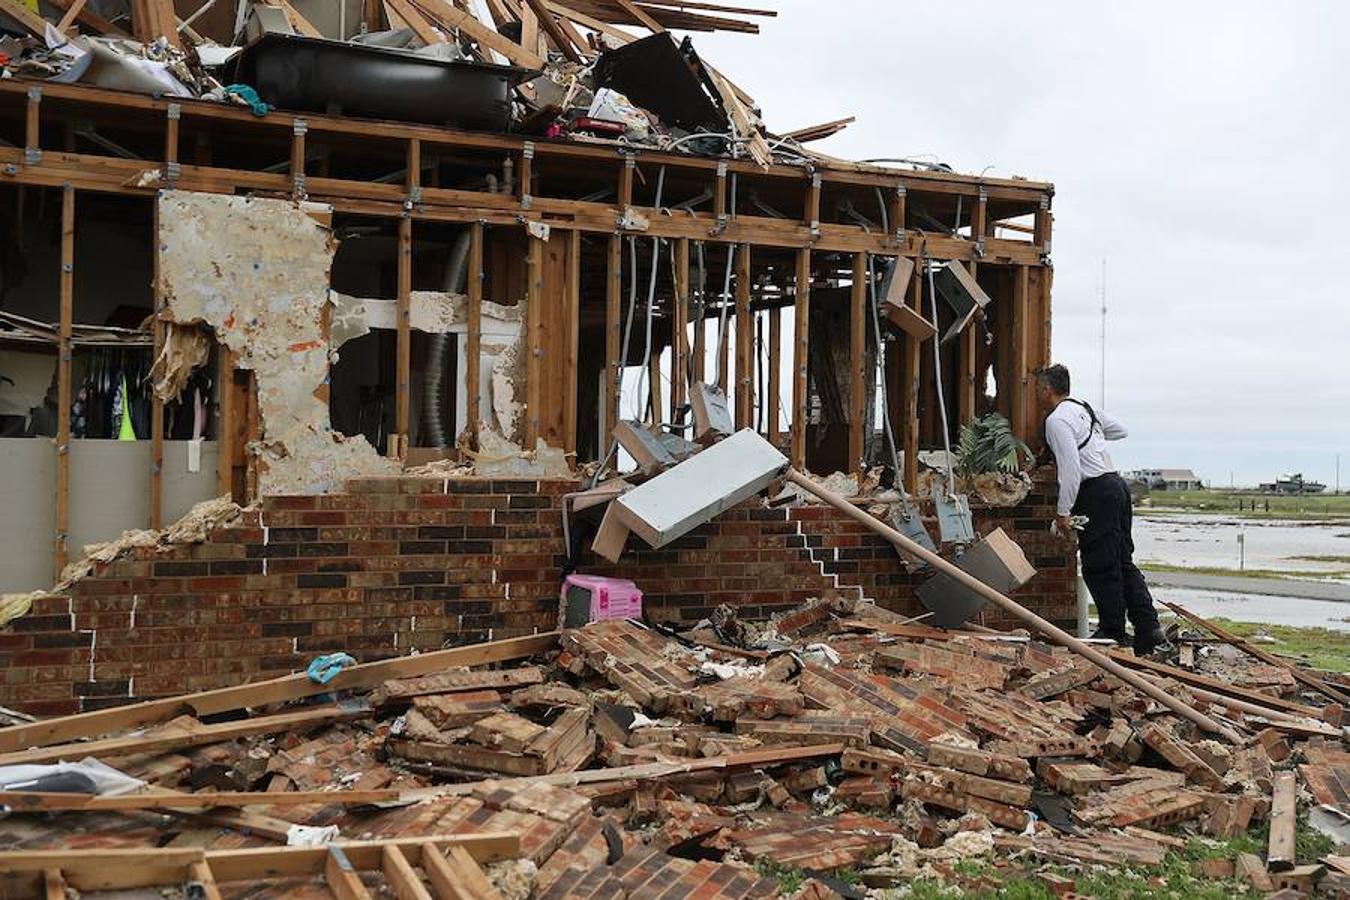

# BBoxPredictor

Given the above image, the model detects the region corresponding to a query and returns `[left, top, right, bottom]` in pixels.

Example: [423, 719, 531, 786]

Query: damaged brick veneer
[1, 475, 1073, 715]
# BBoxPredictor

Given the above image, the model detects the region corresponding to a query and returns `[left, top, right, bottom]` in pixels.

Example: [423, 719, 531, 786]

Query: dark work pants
[1074, 473, 1159, 641]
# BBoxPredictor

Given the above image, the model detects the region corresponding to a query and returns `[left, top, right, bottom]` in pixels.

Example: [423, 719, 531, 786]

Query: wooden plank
[0, 789, 401, 812]
[187, 860, 223, 900]
[647, 351, 662, 423]
[524, 230, 543, 447]
[383, 845, 433, 900]
[522, 0, 581, 61]
[465, 222, 484, 447]
[0, 632, 557, 753]
[564, 228, 580, 454]
[1269, 770, 1297, 872]
[0, 705, 366, 767]
[614, 0, 663, 30]
[395, 212, 413, 459]
[42, 868, 66, 900]
[275, 0, 323, 37]
[53, 185, 73, 582]
[0, 79, 1052, 196]
[385, 0, 444, 44]
[130, 0, 181, 46]
[768, 299, 780, 447]
[734, 242, 752, 429]
[55, 0, 85, 33]
[604, 233, 622, 449]
[326, 846, 374, 900]
[216, 346, 236, 499]
[790, 247, 810, 468]
[590, 501, 631, 563]
[47, 0, 127, 36]
[0, 0, 52, 34]
[1011, 265, 1030, 443]
[409, 0, 544, 67]
[423, 843, 503, 900]
[848, 252, 865, 473]
[1106, 650, 1324, 719]
[902, 261, 921, 494]
[149, 207, 164, 530]
[672, 237, 689, 421]
[205, 835, 520, 881]
[1163, 602, 1350, 706]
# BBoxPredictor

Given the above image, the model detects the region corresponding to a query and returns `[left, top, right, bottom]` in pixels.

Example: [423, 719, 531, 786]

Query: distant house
[1126, 468, 1204, 491]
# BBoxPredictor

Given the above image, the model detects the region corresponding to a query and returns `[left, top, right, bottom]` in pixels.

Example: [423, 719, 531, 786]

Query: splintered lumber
[612, 428, 787, 548]
[785, 468, 1242, 743]
[424, 843, 504, 899]
[0, 789, 401, 813]
[1163, 601, 1350, 706]
[0, 704, 367, 767]
[0, 836, 518, 892]
[1269, 770, 1297, 872]
[0, 632, 558, 754]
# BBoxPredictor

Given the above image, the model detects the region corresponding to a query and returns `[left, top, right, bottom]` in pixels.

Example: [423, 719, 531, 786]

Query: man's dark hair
[1035, 364, 1071, 395]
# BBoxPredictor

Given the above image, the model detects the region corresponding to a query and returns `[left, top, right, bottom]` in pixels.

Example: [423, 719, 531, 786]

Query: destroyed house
[0, 0, 1071, 712]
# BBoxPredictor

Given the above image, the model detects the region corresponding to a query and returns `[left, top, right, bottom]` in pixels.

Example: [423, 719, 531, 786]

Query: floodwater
[1134, 512, 1350, 582]
[1130, 511, 1350, 630]
[1149, 586, 1350, 633]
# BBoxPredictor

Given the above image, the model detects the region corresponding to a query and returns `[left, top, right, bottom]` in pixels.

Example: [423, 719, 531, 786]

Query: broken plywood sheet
[156, 191, 398, 494]
[613, 428, 786, 548]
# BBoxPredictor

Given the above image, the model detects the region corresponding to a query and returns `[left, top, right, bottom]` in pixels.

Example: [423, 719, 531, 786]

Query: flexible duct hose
[423, 227, 473, 448]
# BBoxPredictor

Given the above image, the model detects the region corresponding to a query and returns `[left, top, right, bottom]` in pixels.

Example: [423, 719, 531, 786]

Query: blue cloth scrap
[306, 652, 356, 684]
[224, 84, 271, 117]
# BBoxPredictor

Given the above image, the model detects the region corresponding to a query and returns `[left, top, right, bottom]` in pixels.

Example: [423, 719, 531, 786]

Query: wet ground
[1150, 585, 1350, 632]
[1135, 511, 1350, 582]
[1130, 511, 1350, 630]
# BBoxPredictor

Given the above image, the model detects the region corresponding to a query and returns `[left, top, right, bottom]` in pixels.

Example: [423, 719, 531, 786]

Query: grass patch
[875, 823, 1331, 898]
[1192, 617, 1350, 673]
[1138, 489, 1350, 521]
[753, 859, 805, 893]
[1140, 562, 1350, 581]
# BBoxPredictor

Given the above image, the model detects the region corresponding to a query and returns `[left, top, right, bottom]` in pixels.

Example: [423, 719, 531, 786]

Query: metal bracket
[292, 119, 308, 137]
[292, 173, 306, 197]
[24, 147, 40, 165]
[521, 194, 533, 210]
[408, 185, 422, 205]
[974, 239, 985, 260]
[978, 187, 988, 204]
[165, 161, 181, 183]
[166, 103, 181, 122]
[522, 141, 535, 161]
[26, 85, 41, 103]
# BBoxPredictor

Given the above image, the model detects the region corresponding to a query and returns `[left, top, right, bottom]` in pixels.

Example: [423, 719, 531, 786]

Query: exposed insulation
[156, 191, 398, 494]
[148, 321, 211, 402]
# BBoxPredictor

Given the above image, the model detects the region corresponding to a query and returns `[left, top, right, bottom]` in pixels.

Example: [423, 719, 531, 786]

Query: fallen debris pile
[0, 595, 1346, 897]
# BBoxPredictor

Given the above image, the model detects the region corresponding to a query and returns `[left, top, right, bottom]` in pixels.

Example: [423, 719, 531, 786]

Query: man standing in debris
[1035, 364, 1168, 655]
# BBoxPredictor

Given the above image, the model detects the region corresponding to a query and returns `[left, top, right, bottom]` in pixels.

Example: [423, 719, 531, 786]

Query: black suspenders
[1045, 399, 1101, 450]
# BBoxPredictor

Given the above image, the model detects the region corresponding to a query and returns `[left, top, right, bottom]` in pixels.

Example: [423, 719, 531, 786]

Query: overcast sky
[687, 0, 1350, 489]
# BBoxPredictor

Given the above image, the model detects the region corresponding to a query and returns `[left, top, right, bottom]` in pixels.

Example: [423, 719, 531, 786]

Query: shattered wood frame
[0, 834, 520, 897]
[0, 78, 1052, 512]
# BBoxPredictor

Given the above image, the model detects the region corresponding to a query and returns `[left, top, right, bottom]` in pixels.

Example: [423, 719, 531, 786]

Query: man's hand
[1055, 514, 1077, 542]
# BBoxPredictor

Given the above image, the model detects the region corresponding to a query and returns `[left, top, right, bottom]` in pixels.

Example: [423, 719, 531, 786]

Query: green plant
[956, 413, 1031, 477]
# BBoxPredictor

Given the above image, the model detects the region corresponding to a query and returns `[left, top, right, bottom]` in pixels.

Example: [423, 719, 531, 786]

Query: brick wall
[1, 472, 1074, 715]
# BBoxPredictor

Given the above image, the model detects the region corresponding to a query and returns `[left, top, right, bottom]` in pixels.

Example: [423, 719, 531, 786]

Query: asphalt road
[1144, 570, 1350, 603]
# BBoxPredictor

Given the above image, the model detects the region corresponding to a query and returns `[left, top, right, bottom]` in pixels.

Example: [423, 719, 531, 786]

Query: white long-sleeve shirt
[1045, 399, 1128, 515]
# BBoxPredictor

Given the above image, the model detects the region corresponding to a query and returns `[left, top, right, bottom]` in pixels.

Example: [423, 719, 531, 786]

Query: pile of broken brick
[0, 594, 1347, 898]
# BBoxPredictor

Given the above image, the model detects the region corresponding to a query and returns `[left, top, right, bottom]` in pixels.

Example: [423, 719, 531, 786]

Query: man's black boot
[1134, 625, 1171, 657]
[1089, 628, 1128, 645]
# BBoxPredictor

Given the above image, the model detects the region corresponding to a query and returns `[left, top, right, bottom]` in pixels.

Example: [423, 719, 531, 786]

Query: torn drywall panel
[156, 191, 397, 494]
